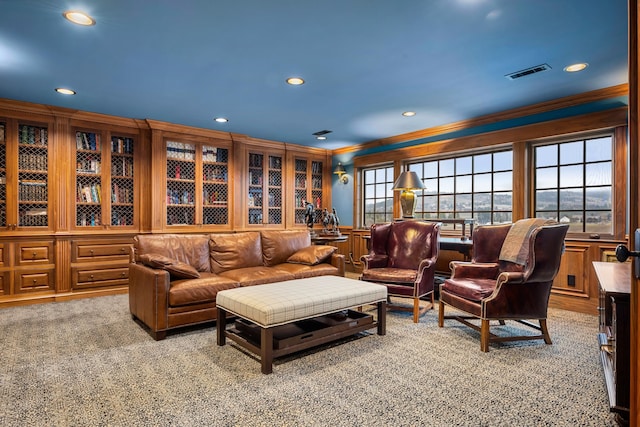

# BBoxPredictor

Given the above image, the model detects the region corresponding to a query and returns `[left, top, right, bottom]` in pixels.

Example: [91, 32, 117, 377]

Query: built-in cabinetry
[593, 261, 630, 425]
[164, 140, 230, 228]
[246, 148, 284, 227]
[287, 148, 328, 227]
[74, 128, 137, 228]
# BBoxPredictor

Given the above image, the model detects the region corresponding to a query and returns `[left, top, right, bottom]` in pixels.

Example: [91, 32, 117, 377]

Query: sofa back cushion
[209, 232, 263, 273]
[134, 234, 211, 272]
[261, 230, 311, 267]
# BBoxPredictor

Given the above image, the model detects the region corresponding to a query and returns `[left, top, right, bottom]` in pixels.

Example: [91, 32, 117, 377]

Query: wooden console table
[592, 261, 630, 424]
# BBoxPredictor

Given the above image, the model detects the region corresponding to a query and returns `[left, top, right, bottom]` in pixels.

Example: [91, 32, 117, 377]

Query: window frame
[360, 164, 395, 227]
[530, 131, 615, 237]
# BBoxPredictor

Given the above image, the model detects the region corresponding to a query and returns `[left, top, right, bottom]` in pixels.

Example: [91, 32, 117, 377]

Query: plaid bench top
[216, 276, 388, 328]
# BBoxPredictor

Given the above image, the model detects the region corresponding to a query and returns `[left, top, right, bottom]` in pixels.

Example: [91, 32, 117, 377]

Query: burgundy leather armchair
[360, 221, 440, 323]
[438, 220, 569, 352]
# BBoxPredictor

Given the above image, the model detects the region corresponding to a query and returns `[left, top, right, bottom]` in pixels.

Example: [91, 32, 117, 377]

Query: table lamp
[392, 171, 425, 219]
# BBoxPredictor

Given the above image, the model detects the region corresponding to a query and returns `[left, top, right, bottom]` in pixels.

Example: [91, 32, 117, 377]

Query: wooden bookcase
[285, 148, 331, 229]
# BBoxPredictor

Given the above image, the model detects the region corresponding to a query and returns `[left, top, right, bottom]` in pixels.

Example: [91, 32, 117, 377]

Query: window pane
[440, 177, 454, 193]
[423, 161, 438, 178]
[493, 212, 512, 224]
[456, 156, 472, 175]
[585, 210, 612, 233]
[456, 175, 472, 193]
[375, 183, 386, 197]
[560, 141, 583, 165]
[493, 171, 512, 191]
[440, 159, 454, 176]
[536, 189, 558, 210]
[586, 187, 612, 209]
[476, 212, 493, 225]
[536, 167, 557, 189]
[473, 193, 491, 211]
[560, 189, 583, 210]
[558, 212, 582, 232]
[456, 194, 472, 211]
[409, 163, 421, 174]
[362, 165, 394, 227]
[586, 136, 612, 162]
[474, 153, 491, 173]
[536, 145, 557, 167]
[586, 162, 611, 186]
[365, 169, 375, 181]
[365, 185, 375, 199]
[474, 173, 492, 192]
[423, 195, 437, 211]
[439, 194, 454, 211]
[493, 151, 512, 171]
[375, 169, 385, 181]
[560, 165, 583, 187]
[493, 192, 512, 211]
[423, 178, 438, 193]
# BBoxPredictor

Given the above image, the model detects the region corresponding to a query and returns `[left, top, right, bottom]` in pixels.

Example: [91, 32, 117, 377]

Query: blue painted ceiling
[0, 0, 629, 150]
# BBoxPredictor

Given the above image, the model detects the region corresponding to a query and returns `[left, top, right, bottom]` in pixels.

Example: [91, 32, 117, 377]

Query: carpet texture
[0, 294, 617, 426]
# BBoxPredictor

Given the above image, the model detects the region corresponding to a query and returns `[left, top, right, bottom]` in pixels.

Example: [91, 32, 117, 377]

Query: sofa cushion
[209, 232, 263, 274]
[168, 274, 239, 306]
[261, 230, 311, 267]
[441, 277, 496, 302]
[273, 262, 340, 279]
[134, 234, 211, 272]
[139, 253, 200, 279]
[287, 245, 336, 266]
[219, 266, 294, 286]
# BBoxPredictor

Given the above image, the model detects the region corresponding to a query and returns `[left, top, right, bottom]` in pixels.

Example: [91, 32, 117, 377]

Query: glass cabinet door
[202, 145, 229, 226]
[166, 141, 196, 226]
[18, 124, 49, 228]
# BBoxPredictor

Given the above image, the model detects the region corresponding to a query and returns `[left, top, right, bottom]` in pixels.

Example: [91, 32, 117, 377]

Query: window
[408, 150, 513, 231]
[533, 134, 612, 234]
[362, 165, 394, 226]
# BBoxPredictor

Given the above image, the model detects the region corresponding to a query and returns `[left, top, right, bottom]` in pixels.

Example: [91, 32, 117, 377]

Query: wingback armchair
[360, 221, 441, 323]
[438, 219, 569, 351]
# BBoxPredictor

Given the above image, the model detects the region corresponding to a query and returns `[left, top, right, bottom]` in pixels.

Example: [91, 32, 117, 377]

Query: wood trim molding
[353, 107, 628, 167]
[146, 119, 233, 141]
[335, 84, 628, 156]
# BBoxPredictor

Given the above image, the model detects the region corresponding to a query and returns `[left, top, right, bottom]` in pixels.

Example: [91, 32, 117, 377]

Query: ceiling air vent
[312, 130, 332, 136]
[505, 63, 551, 80]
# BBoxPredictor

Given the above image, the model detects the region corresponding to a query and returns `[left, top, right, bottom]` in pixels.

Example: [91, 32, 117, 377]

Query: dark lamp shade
[334, 163, 346, 175]
[392, 171, 425, 191]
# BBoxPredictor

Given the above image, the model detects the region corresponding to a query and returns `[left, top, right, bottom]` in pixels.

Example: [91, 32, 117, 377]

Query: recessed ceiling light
[286, 77, 305, 85]
[564, 63, 588, 73]
[213, 117, 229, 123]
[62, 10, 96, 26]
[402, 111, 416, 117]
[55, 88, 76, 95]
[316, 136, 327, 140]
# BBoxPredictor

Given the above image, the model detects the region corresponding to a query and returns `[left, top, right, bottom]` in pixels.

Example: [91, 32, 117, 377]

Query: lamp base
[399, 190, 416, 219]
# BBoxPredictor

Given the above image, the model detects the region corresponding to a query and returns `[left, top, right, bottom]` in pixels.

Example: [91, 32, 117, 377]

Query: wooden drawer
[16, 269, 54, 293]
[72, 265, 129, 290]
[0, 243, 7, 267]
[0, 271, 9, 295]
[16, 241, 54, 266]
[73, 239, 133, 263]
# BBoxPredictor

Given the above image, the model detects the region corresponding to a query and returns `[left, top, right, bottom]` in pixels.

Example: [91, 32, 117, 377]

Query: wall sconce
[392, 171, 425, 218]
[334, 162, 349, 184]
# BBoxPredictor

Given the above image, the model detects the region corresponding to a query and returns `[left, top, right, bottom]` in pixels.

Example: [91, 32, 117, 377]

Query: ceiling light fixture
[286, 77, 305, 85]
[213, 117, 229, 123]
[62, 10, 96, 26]
[402, 111, 416, 117]
[564, 63, 588, 73]
[55, 88, 76, 95]
[316, 136, 326, 140]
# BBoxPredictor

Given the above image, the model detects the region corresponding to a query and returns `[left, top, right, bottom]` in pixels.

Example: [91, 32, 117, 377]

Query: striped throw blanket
[499, 218, 554, 265]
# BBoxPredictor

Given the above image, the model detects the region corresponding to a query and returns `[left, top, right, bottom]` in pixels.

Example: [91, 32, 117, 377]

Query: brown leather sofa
[129, 230, 345, 340]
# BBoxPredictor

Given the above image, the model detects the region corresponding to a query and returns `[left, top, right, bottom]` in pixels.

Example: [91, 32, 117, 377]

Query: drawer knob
[121, 272, 126, 277]
[90, 250, 94, 255]
[32, 252, 37, 258]
[32, 279, 37, 284]
[120, 247, 126, 252]
[90, 275, 94, 279]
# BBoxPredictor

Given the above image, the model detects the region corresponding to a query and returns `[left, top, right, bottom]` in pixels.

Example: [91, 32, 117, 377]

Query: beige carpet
[0, 294, 618, 426]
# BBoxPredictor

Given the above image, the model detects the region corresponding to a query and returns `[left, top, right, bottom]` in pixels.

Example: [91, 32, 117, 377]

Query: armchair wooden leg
[438, 300, 445, 327]
[480, 319, 490, 352]
[540, 319, 552, 344]
[413, 298, 420, 323]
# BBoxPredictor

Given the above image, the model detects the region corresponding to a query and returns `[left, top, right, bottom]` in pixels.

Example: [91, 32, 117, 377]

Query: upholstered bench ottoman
[216, 276, 387, 374]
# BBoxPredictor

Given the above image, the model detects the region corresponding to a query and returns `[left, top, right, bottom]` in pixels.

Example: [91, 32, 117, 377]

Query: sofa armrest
[128, 262, 171, 339]
[330, 253, 346, 277]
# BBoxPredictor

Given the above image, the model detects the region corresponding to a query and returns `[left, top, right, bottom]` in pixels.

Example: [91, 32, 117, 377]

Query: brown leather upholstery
[438, 220, 569, 352]
[129, 230, 345, 340]
[360, 221, 440, 323]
